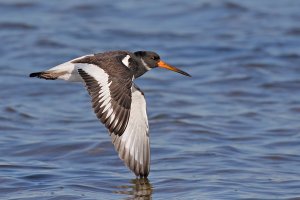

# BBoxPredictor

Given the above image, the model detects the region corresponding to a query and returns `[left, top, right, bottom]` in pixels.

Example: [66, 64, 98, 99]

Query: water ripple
[1, 0, 300, 199]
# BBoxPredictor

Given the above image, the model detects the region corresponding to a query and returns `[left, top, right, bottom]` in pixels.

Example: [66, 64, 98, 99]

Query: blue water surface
[1, 0, 300, 199]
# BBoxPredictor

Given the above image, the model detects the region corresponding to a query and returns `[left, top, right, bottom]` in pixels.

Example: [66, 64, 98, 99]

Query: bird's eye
[152, 56, 159, 60]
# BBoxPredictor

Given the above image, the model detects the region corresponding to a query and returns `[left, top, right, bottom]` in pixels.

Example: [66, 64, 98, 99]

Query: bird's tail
[29, 70, 67, 80]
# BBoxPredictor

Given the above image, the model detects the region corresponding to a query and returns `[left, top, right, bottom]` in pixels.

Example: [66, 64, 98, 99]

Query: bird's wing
[111, 84, 150, 177]
[77, 61, 150, 177]
[77, 63, 132, 136]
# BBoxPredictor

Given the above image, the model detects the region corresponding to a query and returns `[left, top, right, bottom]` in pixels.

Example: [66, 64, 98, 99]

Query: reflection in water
[114, 178, 153, 200]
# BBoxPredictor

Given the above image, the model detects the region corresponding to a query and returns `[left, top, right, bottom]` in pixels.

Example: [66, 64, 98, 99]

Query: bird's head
[134, 51, 191, 77]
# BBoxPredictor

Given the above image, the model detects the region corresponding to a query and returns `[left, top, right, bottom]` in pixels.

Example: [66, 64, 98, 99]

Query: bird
[29, 50, 191, 178]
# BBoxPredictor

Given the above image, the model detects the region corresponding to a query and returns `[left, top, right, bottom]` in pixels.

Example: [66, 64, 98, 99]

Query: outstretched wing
[77, 63, 132, 136]
[111, 84, 150, 177]
[77, 62, 150, 177]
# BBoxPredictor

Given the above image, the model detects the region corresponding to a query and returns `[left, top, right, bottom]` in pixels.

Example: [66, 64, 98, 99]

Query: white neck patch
[122, 55, 131, 68]
[141, 58, 151, 71]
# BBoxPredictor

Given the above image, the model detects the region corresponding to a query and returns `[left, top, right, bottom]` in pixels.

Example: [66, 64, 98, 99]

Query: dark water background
[1, 0, 300, 199]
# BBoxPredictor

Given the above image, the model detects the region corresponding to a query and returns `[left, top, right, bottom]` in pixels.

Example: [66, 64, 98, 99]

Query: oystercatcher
[29, 50, 191, 177]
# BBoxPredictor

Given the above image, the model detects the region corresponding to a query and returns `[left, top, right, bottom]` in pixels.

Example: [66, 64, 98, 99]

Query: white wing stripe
[101, 99, 111, 110]
[106, 108, 114, 120]
[99, 81, 112, 99]
[76, 64, 114, 120]
[110, 112, 116, 124]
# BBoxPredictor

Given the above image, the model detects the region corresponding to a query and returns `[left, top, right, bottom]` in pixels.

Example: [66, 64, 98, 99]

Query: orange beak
[157, 60, 191, 77]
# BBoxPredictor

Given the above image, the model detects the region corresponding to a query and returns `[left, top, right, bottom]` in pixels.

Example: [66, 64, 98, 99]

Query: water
[1, 0, 300, 199]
